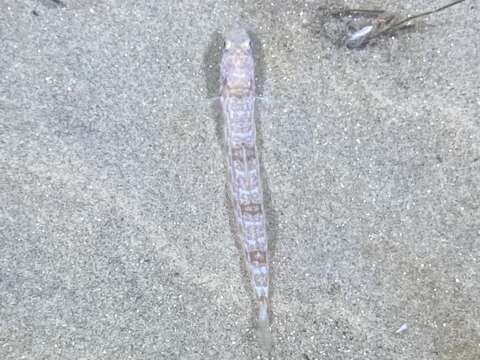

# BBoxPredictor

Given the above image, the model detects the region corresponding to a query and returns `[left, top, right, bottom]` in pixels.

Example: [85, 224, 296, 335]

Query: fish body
[220, 28, 270, 326]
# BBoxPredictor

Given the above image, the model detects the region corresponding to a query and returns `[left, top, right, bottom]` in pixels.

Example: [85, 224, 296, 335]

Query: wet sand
[1, 1, 479, 358]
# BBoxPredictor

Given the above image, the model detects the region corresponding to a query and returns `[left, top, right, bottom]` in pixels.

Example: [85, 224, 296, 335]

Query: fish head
[220, 28, 255, 96]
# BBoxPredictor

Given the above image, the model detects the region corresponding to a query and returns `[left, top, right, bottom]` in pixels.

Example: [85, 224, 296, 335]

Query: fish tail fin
[256, 302, 272, 352]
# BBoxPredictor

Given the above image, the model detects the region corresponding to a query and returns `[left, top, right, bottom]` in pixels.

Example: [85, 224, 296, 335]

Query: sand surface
[1, 0, 479, 359]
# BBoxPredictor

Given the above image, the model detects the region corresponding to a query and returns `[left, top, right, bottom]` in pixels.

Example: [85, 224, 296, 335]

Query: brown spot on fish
[240, 202, 262, 215]
[231, 144, 256, 161]
[248, 250, 267, 264]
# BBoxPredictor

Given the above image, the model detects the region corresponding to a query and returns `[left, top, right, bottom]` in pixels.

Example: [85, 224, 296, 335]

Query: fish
[219, 28, 271, 339]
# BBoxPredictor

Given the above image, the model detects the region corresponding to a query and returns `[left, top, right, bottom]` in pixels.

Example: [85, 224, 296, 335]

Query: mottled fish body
[220, 28, 270, 327]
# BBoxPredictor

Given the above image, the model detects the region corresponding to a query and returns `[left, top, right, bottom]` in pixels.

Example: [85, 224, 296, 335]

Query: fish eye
[240, 40, 251, 49]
